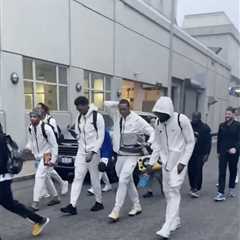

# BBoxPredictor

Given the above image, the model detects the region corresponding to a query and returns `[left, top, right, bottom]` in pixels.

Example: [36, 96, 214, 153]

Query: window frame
[23, 57, 68, 111]
[84, 70, 112, 110]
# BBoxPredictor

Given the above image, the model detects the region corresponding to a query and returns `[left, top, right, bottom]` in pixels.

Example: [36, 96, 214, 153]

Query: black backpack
[77, 110, 98, 135]
[47, 116, 63, 144]
[5, 135, 24, 174]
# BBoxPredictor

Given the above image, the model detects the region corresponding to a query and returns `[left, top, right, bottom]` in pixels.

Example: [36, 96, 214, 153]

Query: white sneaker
[128, 204, 142, 216]
[228, 188, 236, 198]
[102, 185, 112, 192]
[156, 229, 169, 239]
[170, 221, 181, 232]
[190, 191, 200, 198]
[108, 209, 120, 222]
[40, 193, 50, 199]
[61, 181, 69, 195]
[87, 188, 94, 195]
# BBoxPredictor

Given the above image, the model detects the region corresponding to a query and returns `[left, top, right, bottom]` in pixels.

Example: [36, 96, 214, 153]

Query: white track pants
[70, 153, 102, 207]
[33, 160, 58, 202]
[113, 156, 140, 212]
[158, 167, 185, 238]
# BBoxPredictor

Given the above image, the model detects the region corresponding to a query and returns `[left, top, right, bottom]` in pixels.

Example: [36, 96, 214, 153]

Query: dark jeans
[188, 155, 205, 191]
[218, 153, 239, 194]
[0, 180, 44, 223]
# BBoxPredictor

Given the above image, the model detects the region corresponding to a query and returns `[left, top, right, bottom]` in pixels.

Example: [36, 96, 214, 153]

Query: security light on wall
[10, 72, 19, 85]
[75, 83, 82, 92]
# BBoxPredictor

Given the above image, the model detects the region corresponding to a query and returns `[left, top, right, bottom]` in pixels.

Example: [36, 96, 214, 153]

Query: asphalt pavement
[0, 146, 239, 240]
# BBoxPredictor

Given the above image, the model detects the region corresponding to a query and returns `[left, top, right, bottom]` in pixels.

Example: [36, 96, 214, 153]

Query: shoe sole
[102, 189, 112, 192]
[191, 194, 200, 198]
[31, 207, 39, 212]
[60, 209, 77, 215]
[128, 210, 142, 217]
[155, 233, 169, 239]
[214, 198, 226, 202]
[87, 191, 94, 196]
[90, 207, 104, 212]
[108, 217, 119, 223]
[32, 218, 50, 237]
[48, 201, 61, 206]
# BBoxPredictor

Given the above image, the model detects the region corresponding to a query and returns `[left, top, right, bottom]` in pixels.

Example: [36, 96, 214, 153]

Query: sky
[177, 0, 240, 31]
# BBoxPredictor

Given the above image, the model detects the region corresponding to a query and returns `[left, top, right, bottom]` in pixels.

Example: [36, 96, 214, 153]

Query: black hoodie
[191, 120, 212, 156]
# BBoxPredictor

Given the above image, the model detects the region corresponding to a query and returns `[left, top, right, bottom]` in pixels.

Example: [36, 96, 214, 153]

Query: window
[23, 58, 68, 111]
[84, 70, 112, 110]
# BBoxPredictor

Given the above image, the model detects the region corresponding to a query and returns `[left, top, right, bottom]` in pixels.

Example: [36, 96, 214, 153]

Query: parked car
[54, 111, 156, 185]
[54, 112, 116, 183]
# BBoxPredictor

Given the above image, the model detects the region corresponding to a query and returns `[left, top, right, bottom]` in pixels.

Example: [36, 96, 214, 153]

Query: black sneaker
[47, 197, 61, 206]
[143, 191, 153, 198]
[60, 204, 78, 215]
[90, 202, 104, 212]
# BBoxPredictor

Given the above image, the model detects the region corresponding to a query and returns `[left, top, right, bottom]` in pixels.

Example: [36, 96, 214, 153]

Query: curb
[13, 174, 35, 182]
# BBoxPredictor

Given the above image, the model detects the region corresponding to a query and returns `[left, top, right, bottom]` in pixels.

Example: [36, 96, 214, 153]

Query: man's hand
[144, 164, 153, 174]
[202, 154, 209, 163]
[177, 163, 185, 175]
[229, 148, 237, 155]
[48, 161, 55, 167]
[86, 151, 96, 163]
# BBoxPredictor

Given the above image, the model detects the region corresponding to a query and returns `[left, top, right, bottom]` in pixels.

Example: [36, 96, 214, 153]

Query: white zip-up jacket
[104, 101, 154, 153]
[75, 106, 105, 154]
[25, 121, 58, 163]
[149, 97, 195, 171]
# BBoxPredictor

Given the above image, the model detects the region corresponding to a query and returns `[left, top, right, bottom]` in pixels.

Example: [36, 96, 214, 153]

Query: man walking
[61, 96, 105, 215]
[147, 96, 195, 239]
[215, 107, 240, 201]
[37, 102, 68, 196]
[105, 99, 154, 222]
[25, 109, 60, 211]
[188, 112, 212, 198]
[0, 122, 49, 237]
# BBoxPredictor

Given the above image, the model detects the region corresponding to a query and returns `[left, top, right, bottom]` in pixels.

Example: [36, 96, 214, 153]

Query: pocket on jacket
[165, 149, 183, 171]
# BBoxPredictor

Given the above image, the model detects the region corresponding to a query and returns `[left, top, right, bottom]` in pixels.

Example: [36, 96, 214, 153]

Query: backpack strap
[41, 122, 48, 142]
[92, 110, 98, 134]
[28, 126, 31, 134]
[28, 123, 48, 142]
[178, 113, 183, 131]
[120, 117, 123, 133]
[77, 113, 82, 134]
[47, 116, 52, 124]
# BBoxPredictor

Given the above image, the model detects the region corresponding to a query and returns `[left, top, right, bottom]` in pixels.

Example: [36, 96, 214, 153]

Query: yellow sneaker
[108, 210, 120, 223]
[32, 217, 50, 237]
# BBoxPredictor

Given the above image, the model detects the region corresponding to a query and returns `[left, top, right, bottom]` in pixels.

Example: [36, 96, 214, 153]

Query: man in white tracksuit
[147, 97, 195, 239]
[25, 109, 60, 211]
[105, 99, 154, 222]
[37, 102, 68, 196]
[61, 96, 105, 215]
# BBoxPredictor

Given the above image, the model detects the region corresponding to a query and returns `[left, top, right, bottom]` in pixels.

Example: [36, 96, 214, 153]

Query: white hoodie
[104, 101, 154, 153]
[75, 106, 105, 154]
[26, 121, 58, 163]
[149, 97, 195, 171]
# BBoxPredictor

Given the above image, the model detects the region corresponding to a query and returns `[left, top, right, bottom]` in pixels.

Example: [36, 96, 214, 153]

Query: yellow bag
[138, 157, 161, 172]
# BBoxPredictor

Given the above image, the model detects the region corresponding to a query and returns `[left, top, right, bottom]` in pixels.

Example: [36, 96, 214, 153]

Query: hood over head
[152, 97, 174, 117]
